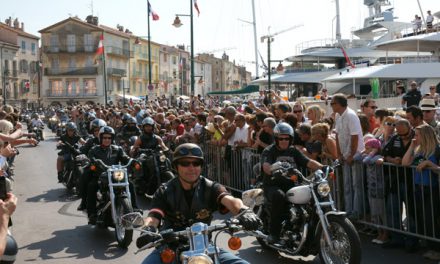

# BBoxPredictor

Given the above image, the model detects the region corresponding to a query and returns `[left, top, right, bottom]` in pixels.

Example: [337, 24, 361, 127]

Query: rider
[29, 113, 45, 140]
[86, 126, 140, 225]
[260, 122, 324, 244]
[117, 116, 141, 145]
[130, 117, 168, 156]
[136, 143, 261, 264]
[76, 118, 107, 211]
[56, 122, 86, 183]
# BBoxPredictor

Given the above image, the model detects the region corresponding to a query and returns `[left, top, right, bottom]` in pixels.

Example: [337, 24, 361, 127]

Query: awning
[207, 85, 259, 95]
[115, 94, 142, 101]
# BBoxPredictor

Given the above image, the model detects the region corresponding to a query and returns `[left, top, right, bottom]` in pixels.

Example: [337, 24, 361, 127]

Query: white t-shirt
[233, 123, 249, 145]
[335, 107, 365, 158]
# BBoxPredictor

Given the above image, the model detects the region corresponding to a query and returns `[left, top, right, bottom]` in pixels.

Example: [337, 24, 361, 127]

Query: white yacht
[254, 0, 436, 97]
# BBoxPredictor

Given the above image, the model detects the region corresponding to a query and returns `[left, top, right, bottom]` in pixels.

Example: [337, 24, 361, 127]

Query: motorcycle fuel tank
[286, 185, 311, 204]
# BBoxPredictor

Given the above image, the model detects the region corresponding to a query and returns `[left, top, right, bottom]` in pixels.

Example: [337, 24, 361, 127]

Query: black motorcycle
[56, 120, 67, 138]
[89, 158, 140, 248]
[28, 124, 44, 142]
[242, 162, 361, 264]
[134, 148, 174, 196]
[57, 141, 85, 192]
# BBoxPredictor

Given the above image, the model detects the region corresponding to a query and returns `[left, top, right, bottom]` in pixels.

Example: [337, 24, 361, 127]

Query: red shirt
[369, 116, 379, 133]
[176, 124, 185, 136]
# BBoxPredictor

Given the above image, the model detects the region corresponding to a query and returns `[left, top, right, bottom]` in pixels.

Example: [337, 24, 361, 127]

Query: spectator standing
[361, 99, 379, 133]
[292, 102, 307, 124]
[402, 81, 422, 108]
[254, 117, 276, 154]
[306, 105, 325, 125]
[413, 15, 422, 35]
[426, 10, 434, 32]
[420, 98, 440, 136]
[331, 94, 365, 219]
[311, 123, 338, 161]
[424, 85, 440, 104]
[405, 105, 425, 128]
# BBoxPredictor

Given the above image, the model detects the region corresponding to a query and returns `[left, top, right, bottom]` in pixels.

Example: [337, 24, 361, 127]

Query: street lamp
[172, 2, 194, 96]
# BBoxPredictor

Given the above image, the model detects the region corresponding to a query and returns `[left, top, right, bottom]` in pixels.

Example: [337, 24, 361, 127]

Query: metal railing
[45, 67, 98, 76]
[46, 89, 98, 97]
[202, 142, 440, 243]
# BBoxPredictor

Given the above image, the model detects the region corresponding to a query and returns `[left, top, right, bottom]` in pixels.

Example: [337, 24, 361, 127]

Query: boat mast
[251, 0, 259, 78]
[335, 0, 341, 42]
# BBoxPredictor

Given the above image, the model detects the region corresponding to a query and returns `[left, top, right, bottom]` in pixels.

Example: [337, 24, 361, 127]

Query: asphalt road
[10, 127, 437, 263]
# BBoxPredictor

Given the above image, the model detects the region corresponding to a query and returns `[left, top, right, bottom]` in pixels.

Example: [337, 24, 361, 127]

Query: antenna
[89, 0, 94, 16]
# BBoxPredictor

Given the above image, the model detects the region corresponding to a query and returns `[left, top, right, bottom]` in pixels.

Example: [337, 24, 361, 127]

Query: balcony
[43, 45, 96, 54]
[107, 68, 126, 77]
[46, 89, 98, 98]
[44, 67, 98, 76]
[106, 46, 130, 58]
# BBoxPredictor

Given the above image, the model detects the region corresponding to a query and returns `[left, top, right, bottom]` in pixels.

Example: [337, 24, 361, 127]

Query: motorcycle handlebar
[91, 158, 137, 170]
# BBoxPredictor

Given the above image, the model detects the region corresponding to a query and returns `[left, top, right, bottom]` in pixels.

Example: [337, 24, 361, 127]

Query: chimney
[86, 15, 93, 24]
[13, 18, 19, 29]
[21, 22, 24, 31]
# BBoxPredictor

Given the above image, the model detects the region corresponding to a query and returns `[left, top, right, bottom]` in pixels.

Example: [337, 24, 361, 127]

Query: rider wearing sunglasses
[261, 122, 324, 244]
[137, 143, 261, 264]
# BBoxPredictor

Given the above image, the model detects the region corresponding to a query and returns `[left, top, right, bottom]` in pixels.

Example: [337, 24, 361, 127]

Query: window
[84, 79, 97, 95]
[31, 43, 36, 55]
[172, 56, 177, 65]
[84, 34, 93, 52]
[51, 57, 59, 74]
[49, 80, 63, 96]
[68, 57, 76, 70]
[66, 79, 80, 96]
[21, 41, 26, 53]
[67, 35, 76, 52]
[19, 60, 28, 73]
[50, 35, 59, 52]
[85, 56, 93, 67]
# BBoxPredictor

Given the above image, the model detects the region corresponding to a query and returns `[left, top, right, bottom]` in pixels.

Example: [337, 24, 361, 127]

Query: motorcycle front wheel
[318, 215, 361, 264]
[114, 197, 134, 248]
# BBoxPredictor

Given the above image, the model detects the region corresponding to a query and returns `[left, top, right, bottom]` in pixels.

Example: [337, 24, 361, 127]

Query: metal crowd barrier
[202, 143, 440, 243]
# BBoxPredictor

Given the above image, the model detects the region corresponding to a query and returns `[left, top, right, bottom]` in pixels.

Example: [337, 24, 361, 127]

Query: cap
[420, 98, 436, 111]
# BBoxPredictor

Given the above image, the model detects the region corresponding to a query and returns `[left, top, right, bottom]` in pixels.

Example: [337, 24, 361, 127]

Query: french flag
[148, 1, 159, 21]
[194, 0, 200, 16]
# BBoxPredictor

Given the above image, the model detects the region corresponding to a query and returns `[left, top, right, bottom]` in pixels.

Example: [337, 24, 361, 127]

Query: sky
[1, 0, 438, 77]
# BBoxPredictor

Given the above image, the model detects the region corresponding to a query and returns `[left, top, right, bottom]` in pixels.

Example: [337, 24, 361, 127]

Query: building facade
[0, 18, 39, 108]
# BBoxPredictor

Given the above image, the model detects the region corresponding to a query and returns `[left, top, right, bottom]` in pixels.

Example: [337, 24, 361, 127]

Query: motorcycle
[121, 212, 245, 264]
[135, 148, 174, 196]
[56, 120, 67, 137]
[57, 141, 85, 192]
[89, 158, 140, 248]
[28, 124, 44, 142]
[242, 162, 361, 264]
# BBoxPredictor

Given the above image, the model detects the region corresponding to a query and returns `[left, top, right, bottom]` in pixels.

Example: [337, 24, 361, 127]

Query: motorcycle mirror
[121, 212, 144, 229]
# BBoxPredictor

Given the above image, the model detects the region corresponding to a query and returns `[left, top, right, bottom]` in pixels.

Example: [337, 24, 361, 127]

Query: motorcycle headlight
[112, 170, 125, 181]
[188, 255, 213, 264]
[317, 182, 331, 197]
[159, 155, 166, 162]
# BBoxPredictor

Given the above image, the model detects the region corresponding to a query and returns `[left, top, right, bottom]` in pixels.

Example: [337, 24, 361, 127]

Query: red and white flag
[94, 34, 104, 63]
[194, 0, 200, 16]
[148, 1, 159, 21]
[179, 58, 183, 71]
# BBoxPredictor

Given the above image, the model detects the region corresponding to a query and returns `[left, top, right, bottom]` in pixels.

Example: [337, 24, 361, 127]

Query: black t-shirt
[257, 131, 274, 153]
[403, 89, 422, 107]
[260, 144, 310, 186]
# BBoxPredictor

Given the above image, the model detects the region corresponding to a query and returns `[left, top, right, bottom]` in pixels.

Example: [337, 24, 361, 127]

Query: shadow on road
[19, 225, 130, 261]
[26, 188, 79, 203]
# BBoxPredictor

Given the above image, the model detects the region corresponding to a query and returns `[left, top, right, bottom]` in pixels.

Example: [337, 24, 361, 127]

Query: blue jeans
[343, 162, 364, 218]
[141, 247, 249, 264]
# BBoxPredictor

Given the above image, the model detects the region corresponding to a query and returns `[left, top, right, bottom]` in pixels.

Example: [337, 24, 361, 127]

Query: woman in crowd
[372, 109, 392, 138]
[306, 105, 325, 125]
[310, 123, 337, 162]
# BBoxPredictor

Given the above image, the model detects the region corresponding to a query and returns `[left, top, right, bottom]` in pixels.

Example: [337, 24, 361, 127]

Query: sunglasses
[423, 110, 434, 113]
[177, 146, 203, 157]
[293, 110, 303, 113]
[277, 137, 290, 141]
[178, 160, 203, 167]
[369, 106, 378, 109]
[384, 122, 396, 127]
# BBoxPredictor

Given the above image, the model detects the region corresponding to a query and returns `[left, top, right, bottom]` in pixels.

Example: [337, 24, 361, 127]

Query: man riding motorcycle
[86, 126, 140, 225]
[130, 117, 168, 156]
[29, 113, 45, 140]
[136, 143, 261, 264]
[76, 119, 107, 211]
[117, 116, 141, 146]
[260, 122, 324, 244]
[56, 122, 86, 183]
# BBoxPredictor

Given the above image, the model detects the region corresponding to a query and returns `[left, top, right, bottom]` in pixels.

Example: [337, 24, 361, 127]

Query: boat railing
[295, 38, 371, 55]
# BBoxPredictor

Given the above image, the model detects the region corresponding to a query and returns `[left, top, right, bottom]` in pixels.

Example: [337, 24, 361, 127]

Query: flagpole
[190, 0, 195, 96]
[102, 32, 108, 105]
[147, 1, 153, 98]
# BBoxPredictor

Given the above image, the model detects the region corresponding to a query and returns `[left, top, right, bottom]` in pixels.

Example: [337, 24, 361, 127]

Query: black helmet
[99, 126, 115, 143]
[141, 117, 155, 127]
[129, 135, 138, 145]
[273, 122, 294, 138]
[66, 122, 77, 131]
[90, 119, 107, 131]
[173, 143, 204, 165]
[0, 235, 17, 264]
[31, 113, 38, 119]
[122, 113, 132, 122]
[126, 116, 137, 125]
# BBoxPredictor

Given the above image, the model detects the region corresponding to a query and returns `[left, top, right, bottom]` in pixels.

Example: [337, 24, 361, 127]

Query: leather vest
[162, 177, 218, 230]
[140, 133, 159, 149]
[88, 145, 129, 166]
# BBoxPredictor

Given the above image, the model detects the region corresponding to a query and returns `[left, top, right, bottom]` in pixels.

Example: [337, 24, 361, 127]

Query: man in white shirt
[426, 10, 434, 32]
[233, 114, 249, 147]
[331, 94, 365, 220]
